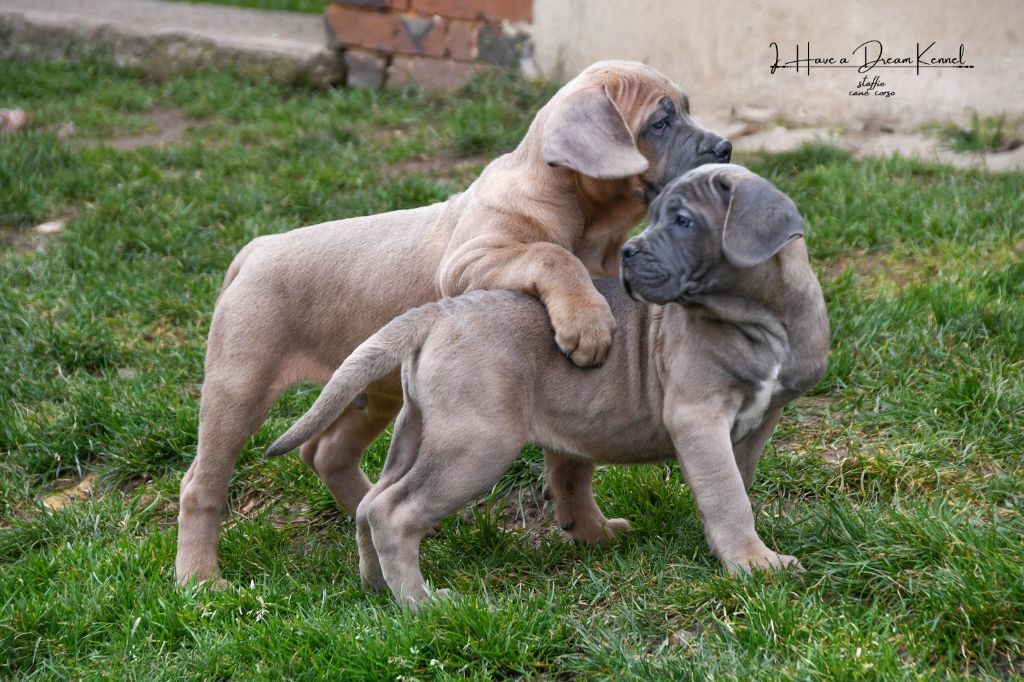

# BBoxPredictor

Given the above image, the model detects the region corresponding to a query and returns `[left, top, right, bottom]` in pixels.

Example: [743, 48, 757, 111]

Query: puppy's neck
[670, 242, 827, 365]
[679, 294, 789, 357]
[677, 242, 828, 395]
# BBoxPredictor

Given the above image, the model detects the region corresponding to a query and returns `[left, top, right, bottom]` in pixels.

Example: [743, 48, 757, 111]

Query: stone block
[387, 55, 483, 91]
[344, 48, 387, 87]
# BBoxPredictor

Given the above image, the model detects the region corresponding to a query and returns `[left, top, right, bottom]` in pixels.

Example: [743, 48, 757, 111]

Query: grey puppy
[267, 164, 830, 606]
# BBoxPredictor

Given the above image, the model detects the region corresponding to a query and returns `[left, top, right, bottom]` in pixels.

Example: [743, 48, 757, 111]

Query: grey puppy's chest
[729, 363, 782, 442]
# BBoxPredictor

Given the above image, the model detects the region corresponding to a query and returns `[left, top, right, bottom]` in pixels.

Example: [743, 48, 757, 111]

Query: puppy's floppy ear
[542, 86, 649, 180]
[718, 174, 805, 268]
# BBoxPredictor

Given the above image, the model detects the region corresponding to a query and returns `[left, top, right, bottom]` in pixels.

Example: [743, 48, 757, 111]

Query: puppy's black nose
[712, 139, 733, 161]
[621, 242, 640, 259]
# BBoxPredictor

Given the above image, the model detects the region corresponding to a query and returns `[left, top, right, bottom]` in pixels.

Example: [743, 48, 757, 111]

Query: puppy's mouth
[621, 272, 639, 302]
[623, 265, 707, 306]
[622, 259, 671, 299]
[621, 269, 677, 305]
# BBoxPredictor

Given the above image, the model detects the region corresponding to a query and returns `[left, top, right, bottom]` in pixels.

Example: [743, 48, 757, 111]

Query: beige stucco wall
[526, 0, 1024, 128]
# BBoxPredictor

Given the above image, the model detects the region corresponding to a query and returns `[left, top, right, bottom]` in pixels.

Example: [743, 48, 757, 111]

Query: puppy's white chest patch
[731, 364, 782, 442]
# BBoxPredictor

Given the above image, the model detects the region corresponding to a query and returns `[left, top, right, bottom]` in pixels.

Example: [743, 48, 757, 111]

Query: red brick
[326, 5, 401, 52]
[445, 19, 479, 61]
[410, 0, 532, 23]
[387, 55, 483, 91]
[332, 0, 409, 9]
[400, 14, 447, 56]
[325, 5, 446, 56]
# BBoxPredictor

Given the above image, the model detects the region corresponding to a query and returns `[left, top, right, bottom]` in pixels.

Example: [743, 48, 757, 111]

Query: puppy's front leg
[438, 237, 615, 367]
[732, 406, 783, 490]
[666, 409, 800, 575]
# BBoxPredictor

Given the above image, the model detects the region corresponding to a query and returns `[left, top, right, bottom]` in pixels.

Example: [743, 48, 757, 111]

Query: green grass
[931, 113, 1023, 154]
[168, 0, 327, 14]
[2, 58, 1023, 679]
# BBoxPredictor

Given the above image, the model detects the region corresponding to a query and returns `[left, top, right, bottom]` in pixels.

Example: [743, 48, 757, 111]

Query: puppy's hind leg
[365, 429, 523, 607]
[356, 398, 422, 592]
[544, 450, 632, 544]
[176, 366, 284, 586]
[301, 391, 401, 515]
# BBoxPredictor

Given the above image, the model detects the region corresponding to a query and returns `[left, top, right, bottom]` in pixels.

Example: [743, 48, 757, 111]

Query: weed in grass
[931, 113, 1023, 154]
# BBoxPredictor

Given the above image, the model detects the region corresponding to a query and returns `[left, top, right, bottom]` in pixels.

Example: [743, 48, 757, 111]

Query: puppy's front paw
[431, 587, 455, 602]
[178, 574, 231, 591]
[604, 517, 634, 538]
[594, 517, 634, 544]
[563, 515, 633, 545]
[724, 548, 803, 576]
[548, 294, 616, 367]
[405, 586, 454, 611]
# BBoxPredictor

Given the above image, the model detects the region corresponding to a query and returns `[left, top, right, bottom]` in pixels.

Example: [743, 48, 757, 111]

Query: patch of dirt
[385, 153, 489, 181]
[133, 487, 181, 530]
[791, 393, 839, 426]
[270, 501, 315, 529]
[221, 483, 337, 535]
[117, 475, 149, 494]
[740, 126, 839, 153]
[822, 246, 1019, 297]
[499, 485, 551, 548]
[228, 489, 279, 521]
[989, 651, 1024, 679]
[1, 213, 75, 254]
[656, 621, 709, 656]
[820, 250, 945, 296]
[110, 108, 191, 150]
[41, 475, 96, 510]
[142, 320, 195, 348]
[775, 392, 856, 466]
[72, 107, 194, 150]
[364, 125, 410, 144]
[819, 447, 851, 465]
[0, 225, 34, 253]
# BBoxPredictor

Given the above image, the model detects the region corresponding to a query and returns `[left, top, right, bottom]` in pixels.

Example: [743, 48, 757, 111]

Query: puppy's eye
[675, 214, 694, 229]
[650, 117, 670, 135]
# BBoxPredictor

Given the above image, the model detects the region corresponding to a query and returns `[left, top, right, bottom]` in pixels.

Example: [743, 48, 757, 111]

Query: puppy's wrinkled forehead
[573, 60, 685, 128]
[657, 163, 753, 213]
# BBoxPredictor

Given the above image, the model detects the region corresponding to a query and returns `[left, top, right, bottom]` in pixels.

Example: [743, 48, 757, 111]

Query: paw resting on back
[547, 294, 617, 367]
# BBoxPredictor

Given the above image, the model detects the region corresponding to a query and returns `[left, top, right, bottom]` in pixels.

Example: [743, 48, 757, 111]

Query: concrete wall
[527, 0, 1024, 128]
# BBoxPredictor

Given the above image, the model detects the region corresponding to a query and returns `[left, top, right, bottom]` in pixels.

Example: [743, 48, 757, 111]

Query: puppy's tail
[264, 301, 444, 457]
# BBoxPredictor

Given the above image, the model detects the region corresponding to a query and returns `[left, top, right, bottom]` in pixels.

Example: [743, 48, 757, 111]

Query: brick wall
[325, 0, 533, 91]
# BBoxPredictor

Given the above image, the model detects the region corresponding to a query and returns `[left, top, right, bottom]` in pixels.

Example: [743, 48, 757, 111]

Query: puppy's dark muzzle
[707, 138, 732, 162]
[622, 236, 691, 305]
[620, 239, 647, 302]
